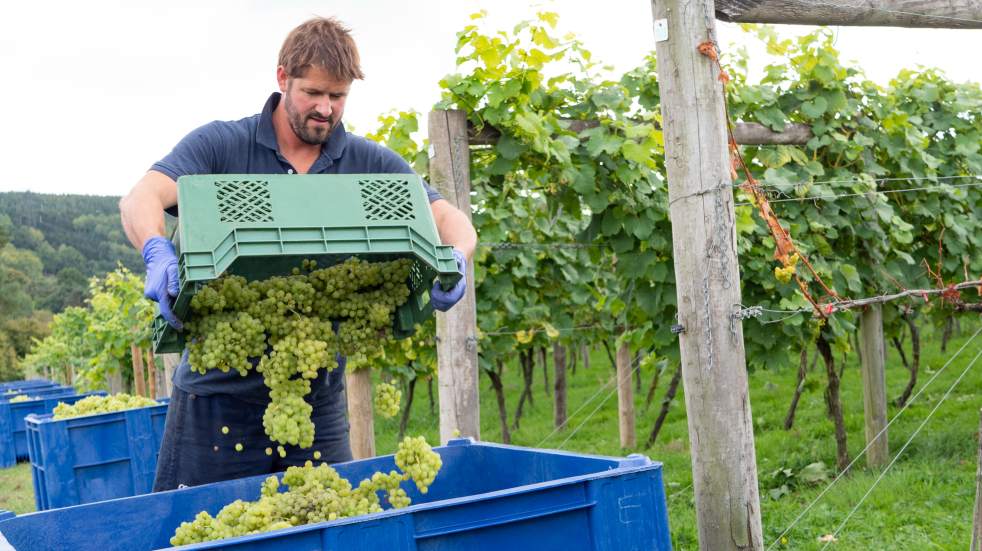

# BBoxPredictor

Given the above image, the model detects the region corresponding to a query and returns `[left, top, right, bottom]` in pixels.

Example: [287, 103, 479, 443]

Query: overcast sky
[1, 0, 979, 197]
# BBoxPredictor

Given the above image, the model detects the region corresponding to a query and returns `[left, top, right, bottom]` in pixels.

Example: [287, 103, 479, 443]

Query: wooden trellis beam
[715, 0, 982, 28]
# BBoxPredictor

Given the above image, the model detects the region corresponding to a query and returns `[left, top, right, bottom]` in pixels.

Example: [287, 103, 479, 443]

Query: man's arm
[119, 170, 179, 251]
[430, 199, 477, 261]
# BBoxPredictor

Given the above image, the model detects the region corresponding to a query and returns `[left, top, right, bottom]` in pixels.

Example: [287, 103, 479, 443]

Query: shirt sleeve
[151, 122, 226, 217]
[150, 122, 223, 182]
[375, 145, 444, 203]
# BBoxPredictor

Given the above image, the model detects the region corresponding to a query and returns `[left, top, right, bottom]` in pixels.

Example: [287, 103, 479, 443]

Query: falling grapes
[170, 436, 442, 546]
[185, 257, 414, 449]
[52, 393, 160, 419]
[373, 380, 402, 419]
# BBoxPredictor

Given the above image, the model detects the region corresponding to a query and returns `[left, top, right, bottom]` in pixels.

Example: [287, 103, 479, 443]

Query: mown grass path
[1, 323, 978, 549]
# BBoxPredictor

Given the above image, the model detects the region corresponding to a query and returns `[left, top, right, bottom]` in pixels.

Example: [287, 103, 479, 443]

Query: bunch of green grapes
[170, 436, 442, 546]
[8, 394, 38, 403]
[52, 393, 159, 420]
[394, 436, 442, 494]
[185, 257, 414, 449]
[373, 381, 402, 419]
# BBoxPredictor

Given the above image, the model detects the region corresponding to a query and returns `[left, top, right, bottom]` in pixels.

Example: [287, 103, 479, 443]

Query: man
[119, 17, 477, 491]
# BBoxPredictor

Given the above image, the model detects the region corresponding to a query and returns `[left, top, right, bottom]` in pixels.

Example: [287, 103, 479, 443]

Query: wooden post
[428, 109, 481, 444]
[345, 367, 375, 459]
[65, 364, 74, 386]
[130, 344, 146, 397]
[972, 409, 982, 551]
[715, 0, 982, 28]
[616, 342, 636, 448]
[553, 343, 567, 429]
[859, 304, 889, 468]
[652, 0, 763, 548]
[146, 350, 157, 399]
[107, 369, 123, 394]
[160, 353, 179, 398]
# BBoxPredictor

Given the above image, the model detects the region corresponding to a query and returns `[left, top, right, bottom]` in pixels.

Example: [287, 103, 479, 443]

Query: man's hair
[278, 17, 364, 81]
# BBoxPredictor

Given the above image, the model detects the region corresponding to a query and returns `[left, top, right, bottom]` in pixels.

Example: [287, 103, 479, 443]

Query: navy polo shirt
[152, 92, 443, 404]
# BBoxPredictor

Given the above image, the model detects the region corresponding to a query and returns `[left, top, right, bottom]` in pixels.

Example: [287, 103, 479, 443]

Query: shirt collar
[257, 92, 348, 163]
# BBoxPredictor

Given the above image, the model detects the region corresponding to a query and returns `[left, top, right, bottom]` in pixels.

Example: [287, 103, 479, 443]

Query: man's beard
[285, 95, 336, 145]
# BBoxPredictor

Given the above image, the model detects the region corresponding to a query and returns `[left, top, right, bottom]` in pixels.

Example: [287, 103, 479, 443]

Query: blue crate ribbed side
[0, 392, 106, 468]
[0, 439, 672, 551]
[0, 379, 54, 391]
[0, 386, 73, 402]
[25, 400, 169, 511]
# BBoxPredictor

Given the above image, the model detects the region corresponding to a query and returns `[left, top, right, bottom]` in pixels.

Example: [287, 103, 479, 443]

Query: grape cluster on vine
[185, 257, 414, 448]
[52, 393, 159, 419]
[170, 436, 442, 545]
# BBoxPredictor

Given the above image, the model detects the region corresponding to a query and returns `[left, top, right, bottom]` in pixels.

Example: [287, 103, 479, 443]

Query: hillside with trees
[0, 192, 141, 379]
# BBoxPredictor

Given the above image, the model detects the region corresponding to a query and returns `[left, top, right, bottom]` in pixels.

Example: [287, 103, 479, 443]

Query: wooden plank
[146, 350, 157, 399]
[160, 353, 179, 398]
[859, 304, 889, 468]
[345, 368, 375, 459]
[973, 408, 982, 551]
[616, 342, 636, 448]
[428, 109, 481, 445]
[652, 0, 763, 548]
[715, 0, 982, 28]
[131, 344, 146, 397]
[468, 119, 812, 146]
[553, 343, 567, 429]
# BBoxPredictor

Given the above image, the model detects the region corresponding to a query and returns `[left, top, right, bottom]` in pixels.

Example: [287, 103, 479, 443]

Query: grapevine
[185, 257, 414, 449]
[170, 436, 442, 546]
[52, 393, 159, 419]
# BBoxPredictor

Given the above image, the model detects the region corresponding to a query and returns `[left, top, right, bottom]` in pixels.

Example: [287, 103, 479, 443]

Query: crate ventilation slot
[215, 180, 274, 223]
[360, 178, 416, 221]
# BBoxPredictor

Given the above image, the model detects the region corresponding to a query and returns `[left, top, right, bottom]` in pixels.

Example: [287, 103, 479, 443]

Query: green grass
[0, 463, 35, 514]
[375, 323, 982, 550]
[1, 322, 979, 549]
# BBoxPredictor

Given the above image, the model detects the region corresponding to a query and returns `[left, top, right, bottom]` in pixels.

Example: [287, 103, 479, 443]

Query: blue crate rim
[24, 400, 169, 426]
[162, 438, 662, 550]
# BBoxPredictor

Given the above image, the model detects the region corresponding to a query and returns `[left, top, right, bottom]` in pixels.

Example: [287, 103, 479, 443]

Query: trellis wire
[766, 324, 982, 550]
[536, 352, 644, 448]
[735, 279, 982, 322]
[554, 354, 646, 451]
[735, 180, 982, 206]
[820, 345, 982, 549]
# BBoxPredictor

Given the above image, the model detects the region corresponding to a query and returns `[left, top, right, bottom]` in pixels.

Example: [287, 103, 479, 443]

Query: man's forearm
[119, 171, 178, 251]
[435, 206, 477, 261]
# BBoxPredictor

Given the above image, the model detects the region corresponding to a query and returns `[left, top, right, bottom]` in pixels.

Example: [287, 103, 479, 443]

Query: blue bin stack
[0, 391, 106, 468]
[0, 379, 56, 392]
[0, 438, 672, 551]
[25, 400, 169, 510]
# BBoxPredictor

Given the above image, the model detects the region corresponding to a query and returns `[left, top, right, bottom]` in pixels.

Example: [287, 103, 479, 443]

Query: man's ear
[276, 66, 289, 93]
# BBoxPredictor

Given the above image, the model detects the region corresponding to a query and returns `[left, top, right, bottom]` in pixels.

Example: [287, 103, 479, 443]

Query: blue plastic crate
[0, 439, 671, 551]
[0, 386, 75, 403]
[0, 392, 106, 468]
[24, 400, 169, 511]
[0, 380, 54, 392]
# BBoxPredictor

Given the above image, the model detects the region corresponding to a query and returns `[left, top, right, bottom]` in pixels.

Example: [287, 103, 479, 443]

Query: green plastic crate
[152, 174, 461, 354]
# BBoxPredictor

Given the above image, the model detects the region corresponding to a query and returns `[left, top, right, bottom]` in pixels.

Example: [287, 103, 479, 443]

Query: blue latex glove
[431, 249, 467, 312]
[142, 236, 183, 330]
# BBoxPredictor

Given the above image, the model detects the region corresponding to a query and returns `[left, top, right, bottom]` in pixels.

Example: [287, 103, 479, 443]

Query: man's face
[277, 65, 351, 145]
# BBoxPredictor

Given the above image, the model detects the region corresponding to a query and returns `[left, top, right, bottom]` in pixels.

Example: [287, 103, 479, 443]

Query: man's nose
[315, 99, 333, 117]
